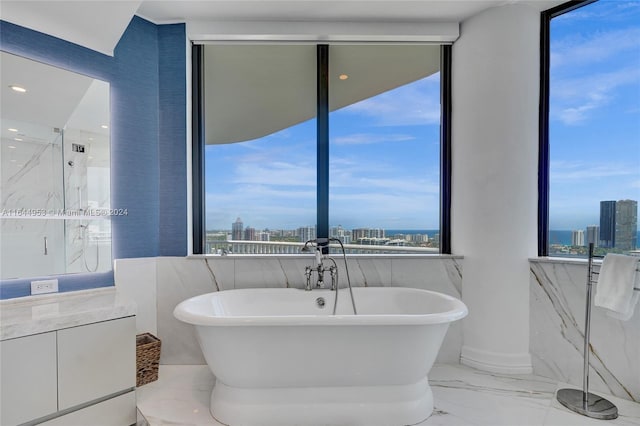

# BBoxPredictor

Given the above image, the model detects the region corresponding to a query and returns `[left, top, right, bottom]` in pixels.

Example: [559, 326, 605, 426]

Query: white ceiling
[138, 1, 511, 24]
[0, 1, 564, 55]
[1, 51, 109, 145]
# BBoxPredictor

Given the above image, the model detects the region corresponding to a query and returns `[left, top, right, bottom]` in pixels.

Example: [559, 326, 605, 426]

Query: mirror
[0, 51, 111, 279]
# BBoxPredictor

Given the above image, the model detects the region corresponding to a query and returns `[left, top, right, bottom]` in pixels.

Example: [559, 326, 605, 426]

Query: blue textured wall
[0, 17, 187, 298]
[158, 24, 188, 256]
[111, 16, 161, 259]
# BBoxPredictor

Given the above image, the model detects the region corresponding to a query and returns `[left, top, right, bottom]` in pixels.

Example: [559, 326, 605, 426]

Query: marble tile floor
[136, 364, 640, 426]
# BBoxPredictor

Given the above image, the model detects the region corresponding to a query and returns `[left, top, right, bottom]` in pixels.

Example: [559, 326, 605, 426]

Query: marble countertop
[0, 287, 136, 340]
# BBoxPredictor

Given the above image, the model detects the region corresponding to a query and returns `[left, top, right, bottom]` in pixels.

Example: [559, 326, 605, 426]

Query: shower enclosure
[0, 52, 111, 280]
[0, 123, 112, 279]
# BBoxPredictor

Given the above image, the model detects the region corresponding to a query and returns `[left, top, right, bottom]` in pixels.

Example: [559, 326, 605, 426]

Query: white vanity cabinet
[0, 332, 58, 426]
[0, 289, 137, 426]
[58, 317, 136, 410]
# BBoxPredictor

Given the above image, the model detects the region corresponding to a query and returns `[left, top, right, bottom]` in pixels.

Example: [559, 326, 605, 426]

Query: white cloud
[329, 155, 439, 194]
[340, 76, 441, 126]
[232, 160, 316, 187]
[330, 190, 440, 229]
[551, 66, 640, 124]
[550, 160, 638, 181]
[553, 2, 640, 27]
[332, 133, 415, 145]
[549, 22, 640, 125]
[551, 28, 640, 70]
[346, 177, 439, 195]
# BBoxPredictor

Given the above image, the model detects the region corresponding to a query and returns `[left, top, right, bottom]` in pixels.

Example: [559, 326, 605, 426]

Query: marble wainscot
[114, 255, 464, 366]
[0, 286, 135, 340]
[530, 258, 640, 402]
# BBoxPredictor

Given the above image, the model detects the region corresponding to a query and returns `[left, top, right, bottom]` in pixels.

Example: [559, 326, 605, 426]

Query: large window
[540, 0, 640, 257]
[194, 44, 450, 255]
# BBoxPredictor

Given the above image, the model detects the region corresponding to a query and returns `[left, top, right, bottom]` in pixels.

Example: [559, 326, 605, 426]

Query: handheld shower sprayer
[300, 240, 314, 253]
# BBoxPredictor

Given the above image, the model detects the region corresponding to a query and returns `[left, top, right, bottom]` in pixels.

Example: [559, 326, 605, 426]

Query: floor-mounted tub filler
[174, 285, 467, 426]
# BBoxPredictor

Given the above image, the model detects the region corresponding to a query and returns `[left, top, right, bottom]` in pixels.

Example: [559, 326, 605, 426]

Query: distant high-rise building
[329, 226, 353, 244]
[244, 227, 256, 241]
[615, 200, 638, 250]
[330, 225, 345, 240]
[586, 225, 599, 248]
[571, 229, 585, 246]
[352, 228, 385, 241]
[599, 201, 616, 248]
[298, 226, 316, 243]
[232, 217, 243, 240]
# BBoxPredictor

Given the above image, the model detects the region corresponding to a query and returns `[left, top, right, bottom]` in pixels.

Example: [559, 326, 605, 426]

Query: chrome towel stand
[556, 243, 640, 420]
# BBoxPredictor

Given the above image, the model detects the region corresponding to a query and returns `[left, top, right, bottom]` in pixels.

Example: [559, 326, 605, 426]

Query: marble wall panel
[155, 257, 234, 364]
[233, 257, 289, 289]
[530, 259, 639, 402]
[275, 257, 315, 289]
[114, 257, 157, 336]
[347, 257, 391, 287]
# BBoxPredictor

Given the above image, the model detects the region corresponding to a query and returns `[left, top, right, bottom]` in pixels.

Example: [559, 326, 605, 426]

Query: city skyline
[566, 199, 638, 250]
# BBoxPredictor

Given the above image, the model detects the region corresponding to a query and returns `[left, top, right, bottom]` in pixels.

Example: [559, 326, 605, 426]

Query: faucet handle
[304, 266, 313, 291]
[329, 265, 337, 290]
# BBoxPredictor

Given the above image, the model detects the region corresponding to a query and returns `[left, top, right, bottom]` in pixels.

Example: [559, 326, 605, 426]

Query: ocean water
[385, 229, 640, 248]
[549, 230, 573, 246]
[549, 230, 640, 248]
[386, 229, 437, 236]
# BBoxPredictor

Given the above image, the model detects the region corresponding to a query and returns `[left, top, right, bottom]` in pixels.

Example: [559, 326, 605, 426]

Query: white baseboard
[461, 346, 532, 375]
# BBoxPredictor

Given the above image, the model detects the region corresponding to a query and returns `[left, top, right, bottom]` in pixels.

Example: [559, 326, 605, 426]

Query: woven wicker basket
[136, 332, 161, 387]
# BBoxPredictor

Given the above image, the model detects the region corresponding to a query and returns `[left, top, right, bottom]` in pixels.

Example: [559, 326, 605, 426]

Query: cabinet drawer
[57, 316, 135, 409]
[0, 332, 57, 426]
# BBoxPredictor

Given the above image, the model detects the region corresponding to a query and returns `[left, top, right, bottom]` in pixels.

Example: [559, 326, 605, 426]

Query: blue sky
[549, 0, 640, 230]
[206, 0, 639, 233]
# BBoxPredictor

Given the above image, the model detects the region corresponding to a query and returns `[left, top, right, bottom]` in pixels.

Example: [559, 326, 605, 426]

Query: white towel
[594, 254, 640, 321]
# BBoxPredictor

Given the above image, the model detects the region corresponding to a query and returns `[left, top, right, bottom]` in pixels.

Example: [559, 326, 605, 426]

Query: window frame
[538, 0, 598, 257]
[192, 43, 452, 255]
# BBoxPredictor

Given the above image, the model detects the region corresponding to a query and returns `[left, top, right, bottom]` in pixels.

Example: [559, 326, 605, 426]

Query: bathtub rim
[174, 287, 468, 327]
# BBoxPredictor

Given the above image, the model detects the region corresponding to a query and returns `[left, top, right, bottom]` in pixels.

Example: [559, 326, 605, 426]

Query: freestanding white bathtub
[174, 287, 467, 426]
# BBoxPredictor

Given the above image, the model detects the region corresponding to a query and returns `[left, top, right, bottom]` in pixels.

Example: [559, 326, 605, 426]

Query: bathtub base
[210, 376, 433, 426]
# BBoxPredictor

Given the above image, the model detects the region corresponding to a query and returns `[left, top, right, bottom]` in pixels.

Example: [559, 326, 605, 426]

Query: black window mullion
[440, 45, 452, 255]
[539, 9, 551, 257]
[317, 44, 329, 253]
[192, 43, 205, 254]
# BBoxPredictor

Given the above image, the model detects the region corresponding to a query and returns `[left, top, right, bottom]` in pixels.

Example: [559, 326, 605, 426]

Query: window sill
[530, 256, 594, 266]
